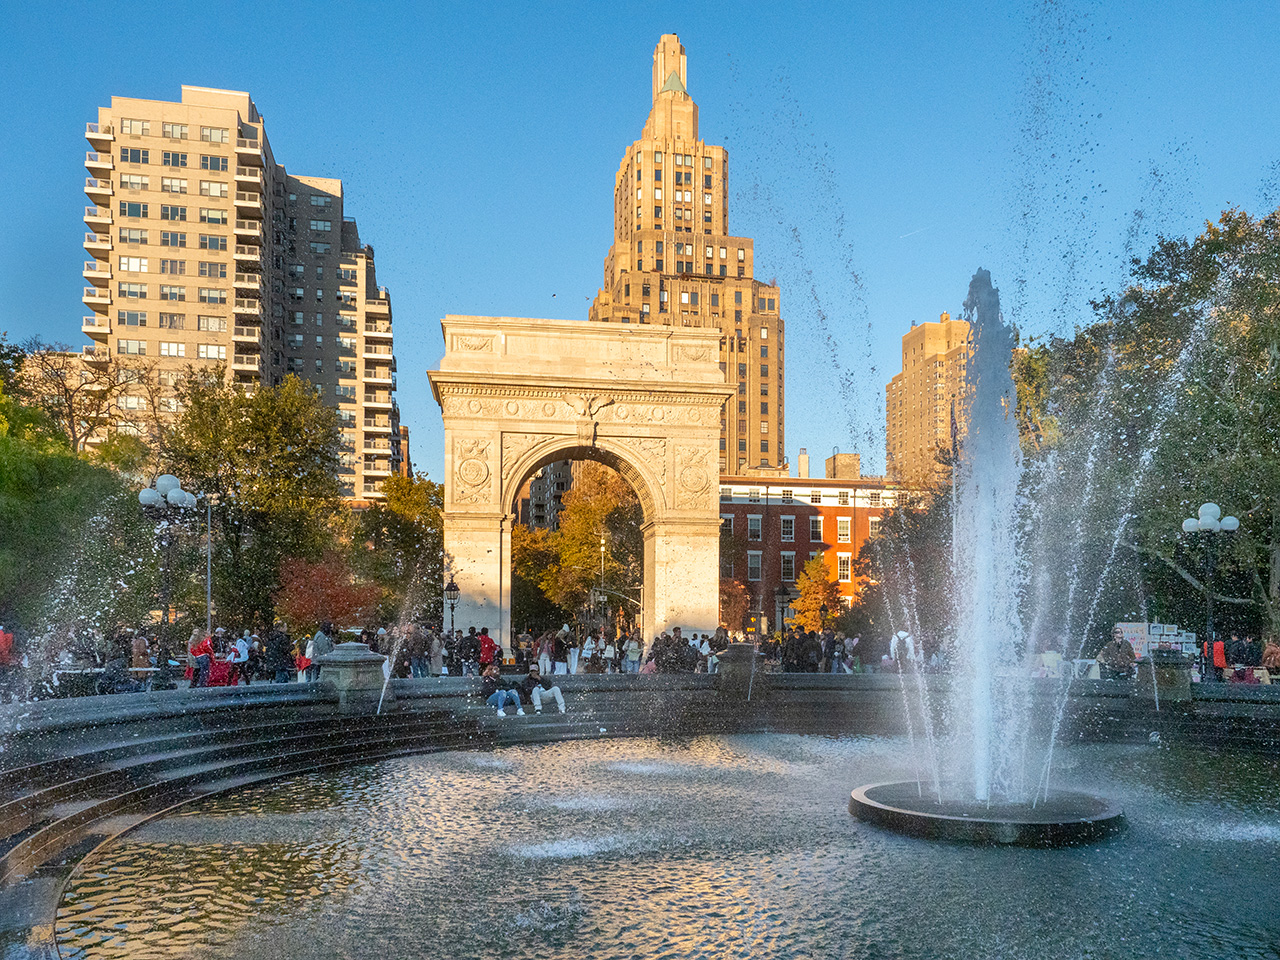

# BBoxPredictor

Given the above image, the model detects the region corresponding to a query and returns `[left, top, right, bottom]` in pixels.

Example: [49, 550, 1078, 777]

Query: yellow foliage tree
[787, 556, 843, 631]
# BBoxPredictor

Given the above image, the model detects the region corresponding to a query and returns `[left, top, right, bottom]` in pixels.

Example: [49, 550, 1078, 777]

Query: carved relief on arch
[500, 432, 558, 490]
[673, 443, 713, 510]
[452, 437, 494, 505]
[611, 437, 667, 491]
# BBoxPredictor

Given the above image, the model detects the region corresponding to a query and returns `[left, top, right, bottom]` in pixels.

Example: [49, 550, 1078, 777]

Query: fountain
[848, 269, 1126, 845]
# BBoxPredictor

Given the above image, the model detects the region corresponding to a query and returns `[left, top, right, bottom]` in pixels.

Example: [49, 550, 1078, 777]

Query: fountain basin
[849, 781, 1125, 847]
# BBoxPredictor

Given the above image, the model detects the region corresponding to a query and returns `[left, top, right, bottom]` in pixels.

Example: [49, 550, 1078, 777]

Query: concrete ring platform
[849, 781, 1126, 847]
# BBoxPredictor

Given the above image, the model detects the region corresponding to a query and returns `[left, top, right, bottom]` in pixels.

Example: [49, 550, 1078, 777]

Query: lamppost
[1180, 502, 1239, 681]
[444, 577, 460, 640]
[598, 534, 607, 634]
[138, 474, 196, 636]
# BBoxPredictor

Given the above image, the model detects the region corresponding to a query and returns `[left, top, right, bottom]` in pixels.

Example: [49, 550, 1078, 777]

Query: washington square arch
[428, 315, 731, 650]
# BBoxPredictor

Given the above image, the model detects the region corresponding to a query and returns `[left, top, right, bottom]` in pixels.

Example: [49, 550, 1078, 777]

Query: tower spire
[651, 34, 687, 103]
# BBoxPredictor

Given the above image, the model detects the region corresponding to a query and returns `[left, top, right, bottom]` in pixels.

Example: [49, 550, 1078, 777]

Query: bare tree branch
[1121, 541, 1254, 606]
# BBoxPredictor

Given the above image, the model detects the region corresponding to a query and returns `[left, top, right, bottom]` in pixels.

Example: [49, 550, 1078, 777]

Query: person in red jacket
[478, 627, 499, 669]
[1211, 636, 1227, 681]
[189, 630, 214, 688]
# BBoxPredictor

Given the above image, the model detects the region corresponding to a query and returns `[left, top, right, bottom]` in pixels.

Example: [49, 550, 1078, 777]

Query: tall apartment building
[82, 85, 403, 503]
[589, 35, 784, 476]
[885, 312, 971, 487]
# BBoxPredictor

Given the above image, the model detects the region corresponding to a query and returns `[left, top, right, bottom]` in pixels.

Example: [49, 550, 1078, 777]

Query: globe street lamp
[444, 577, 460, 640]
[1180, 502, 1239, 681]
[138, 475, 196, 636]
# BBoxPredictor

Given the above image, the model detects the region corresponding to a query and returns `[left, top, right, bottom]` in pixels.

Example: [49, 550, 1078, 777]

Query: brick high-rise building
[589, 35, 783, 476]
[885, 312, 971, 487]
[82, 85, 403, 503]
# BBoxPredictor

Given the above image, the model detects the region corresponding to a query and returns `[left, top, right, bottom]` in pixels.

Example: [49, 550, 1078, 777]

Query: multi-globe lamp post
[138, 475, 201, 635]
[1180, 502, 1239, 681]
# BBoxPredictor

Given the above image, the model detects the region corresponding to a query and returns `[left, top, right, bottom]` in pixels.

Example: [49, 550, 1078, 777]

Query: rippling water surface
[56, 735, 1280, 959]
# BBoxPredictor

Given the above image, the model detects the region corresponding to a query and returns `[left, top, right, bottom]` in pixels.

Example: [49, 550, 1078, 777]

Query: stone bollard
[1133, 649, 1192, 703]
[714, 643, 767, 699]
[316, 642, 392, 714]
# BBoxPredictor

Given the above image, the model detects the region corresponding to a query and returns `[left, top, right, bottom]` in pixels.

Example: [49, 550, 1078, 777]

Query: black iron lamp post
[444, 577, 460, 640]
[1180, 502, 1239, 681]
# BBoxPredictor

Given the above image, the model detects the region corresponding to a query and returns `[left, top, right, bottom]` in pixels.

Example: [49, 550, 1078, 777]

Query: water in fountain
[948, 269, 1030, 804]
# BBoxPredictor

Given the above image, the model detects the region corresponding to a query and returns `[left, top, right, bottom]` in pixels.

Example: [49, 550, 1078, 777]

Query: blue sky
[3, 0, 1278, 480]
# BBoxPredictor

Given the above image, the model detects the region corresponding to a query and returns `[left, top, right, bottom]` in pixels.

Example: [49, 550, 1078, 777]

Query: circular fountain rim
[849, 781, 1125, 847]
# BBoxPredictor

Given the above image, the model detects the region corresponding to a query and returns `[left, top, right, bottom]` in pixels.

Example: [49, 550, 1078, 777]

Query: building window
[200, 208, 228, 224]
[310, 242, 331, 255]
[869, 491, 882, 506]
[200, 155, 228, 171]
[198, 261, 226, 278]
[200, 127, 229, 143]
[747, 515, 762, 540]
[160, 262, 185, 278]
[118, 228, 147, 244]
[118, 174, 148, 191]
[118, 256, 147, 272]
[158, 313, 184, 329]
[119, 148, 148, 164]
[747, 551, 762, 582]
[720, 487, 733, 502]
[780, 552, 796, 582]
[761, 365, 769, 378]
[159, 284, 186, 301]
[780, 516, 794, 542]
[117, 339, 145, 355]
[159, 231, 186, 247]
[197, 343, 226, 360]
[198, 235, 227, 251]
[761, 440, 769, 452]
[119, 201, 148, 218]
[809, 516, 822, 541]
[160, 177, 187, 193]
[869, 517, 881, 536]
[117, 282, 146, 299]
[197, 287, 226, 303]
[310, 220, 332, 232]
[116, 310, 146, 326]
[838, 490, 850, 506]
[810, 490, 822, 504]
[199, 181, 228, 198]
[837, 554, 852, 582]
[159, 341, 185, 357]
[162, 123, 187, 140]
[837, 518, 851, 543]
[160, 205, 186, 221]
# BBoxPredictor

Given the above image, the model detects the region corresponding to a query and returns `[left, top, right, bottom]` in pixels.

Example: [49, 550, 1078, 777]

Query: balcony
[364, 368, 393, 385]
[84, 151, 113, 175]
[364, 294, 390, 316]
[233, 298, 263, 318]
[233, 273, 265, 296]
[364, 392, 392, 408]
[232, 326, 260, 343]
[363, 417, 392, 431]
[83, 179, 113, 207]
[234, 191, 264, 218]
[84, 232, 111, 255]
[233, 219, 261, 240]
[231, 355, 260, 373]
[363, 440, 392, 452]
[82, 285, 110, 308]
[363, 344, 393, 358]
[84, 205, 111, 228]
[83, 260, 110, 284]
[82, 315, 110, 338]
[234, 166, 264, 190]
[363, 462, 392, 477]
[233, 244, 264, 264]
[82, 344, 109, 364]
[85, 122, 115, 146]
[235, 137, 263, 165]
[364, 321, 393, 339]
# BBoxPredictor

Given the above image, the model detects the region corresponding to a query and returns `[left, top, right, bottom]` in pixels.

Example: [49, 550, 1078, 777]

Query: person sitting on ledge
[480, 662, 524, 716]
[519, 662, 566, 714]
[1096, 627, 1136, 680]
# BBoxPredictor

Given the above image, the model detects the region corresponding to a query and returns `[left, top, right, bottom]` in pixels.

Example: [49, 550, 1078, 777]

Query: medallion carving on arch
[674, 444, 713, 510]
[453, 437, 494, 505]
[500, 432, 558, 487]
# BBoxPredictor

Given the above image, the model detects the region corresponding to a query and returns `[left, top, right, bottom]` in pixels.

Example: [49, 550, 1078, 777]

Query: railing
[84, 177, 111, 192]
[236, 137, 260, 151]
[234, 166, 264, 184]
[232, 326, 260, 338]
[233, 219, 260, 232]
[83, 316, 108, 328]
[233, 298, 262, 311]
[363, 344, 392, 355]
[364, 393, 391, 404]
[83, 286, 107, 298]
[83, 344, 107, 357]
[234, 191, 262, 206]
[84, 232, 108, 244]
[364, 418, 391, 428]
[365, 321, 392, 335]
[84, 205, 110, 218]
[86, 122, 113, 136]
[233, 244, 263, 259]
[83, 260, 108, 273]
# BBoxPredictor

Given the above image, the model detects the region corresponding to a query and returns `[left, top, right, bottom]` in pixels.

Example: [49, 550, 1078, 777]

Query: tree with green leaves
[356, 472, 445, 624]
[165, 371, 342, 628]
